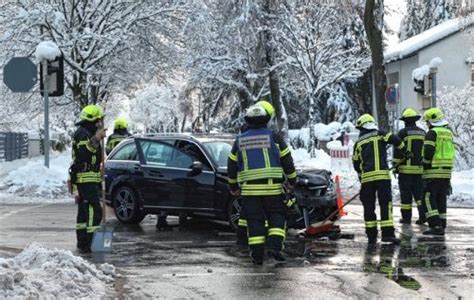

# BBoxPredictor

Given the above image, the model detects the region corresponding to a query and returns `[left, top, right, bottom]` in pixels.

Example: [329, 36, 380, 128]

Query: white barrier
[327, 141, 352, 173]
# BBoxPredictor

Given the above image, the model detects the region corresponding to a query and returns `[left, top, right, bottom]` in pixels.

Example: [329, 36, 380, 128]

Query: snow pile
[385, 15, 474, 62]
[449, 168, 474, 207]
[0, 151, 70, 197]
[35, 41, 61, 62]
[292, 148, 332, 171]
[429, 57, 443, 68]
[0, 243, 115, 299]
[289, 121, 357, 148]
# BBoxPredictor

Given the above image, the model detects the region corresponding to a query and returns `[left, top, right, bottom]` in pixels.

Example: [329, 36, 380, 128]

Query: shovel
[92, 134, 114, 252]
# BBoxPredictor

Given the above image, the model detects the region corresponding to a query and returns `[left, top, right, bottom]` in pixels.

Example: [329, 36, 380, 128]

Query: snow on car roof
[384, 15, 474, 63]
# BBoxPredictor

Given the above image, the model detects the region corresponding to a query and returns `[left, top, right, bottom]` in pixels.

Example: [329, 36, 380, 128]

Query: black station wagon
[104, 133, 337, 230]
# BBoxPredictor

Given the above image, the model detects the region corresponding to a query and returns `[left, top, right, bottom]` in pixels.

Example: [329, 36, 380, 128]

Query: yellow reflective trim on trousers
[424, 192, 432, 211]
[87, 226, 100, 233]
[238, 219, 247, 227]
[365, 221, 378, 228]
[242, 150, 248, 171]
[380, 220, 394, 227]
[228, 152, 237, 162]
[88, 205, 94, 229]
[439, 213, 447, 219]
[400, 204, 412, 210]
[416, 200, 422, 206]
[287, 171, 297, 179]
[268, 228, 286, 238]
[76, 223, 87, 230]
[426, 210, 439, 218]
[424, 141, 436, 147]
[228, 177, 238, 184]
[248, 236, 265, 245]
[280, 147, 290, 158]
[263, 148, 270, 168]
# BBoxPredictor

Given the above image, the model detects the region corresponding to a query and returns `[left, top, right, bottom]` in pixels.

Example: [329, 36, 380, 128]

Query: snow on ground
[0, 243, 115, 299]
[0, 150, 70, 200]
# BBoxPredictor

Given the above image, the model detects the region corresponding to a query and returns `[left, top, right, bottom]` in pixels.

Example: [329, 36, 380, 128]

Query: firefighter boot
[423, 226, 445, 236]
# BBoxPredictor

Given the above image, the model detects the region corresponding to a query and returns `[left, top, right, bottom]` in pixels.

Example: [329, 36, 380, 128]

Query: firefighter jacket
[393, 125, 425, 174]
[352, 129, 405, 184]
[227, 127, 297, 196]
[106, 129, 131, 155]
[423, 126, 454, 179]
[71, 126, 102, 184]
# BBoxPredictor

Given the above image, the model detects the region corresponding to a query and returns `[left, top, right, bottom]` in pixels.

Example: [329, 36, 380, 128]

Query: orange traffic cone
[335, 175, 347, 216]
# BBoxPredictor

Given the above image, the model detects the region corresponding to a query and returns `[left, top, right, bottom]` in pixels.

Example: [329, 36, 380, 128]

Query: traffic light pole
[42, 60, 50, 168]
[431, 68, 437, 107]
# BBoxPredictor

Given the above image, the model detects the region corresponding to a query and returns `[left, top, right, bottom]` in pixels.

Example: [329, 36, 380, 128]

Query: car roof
[132, 133, 236, 143]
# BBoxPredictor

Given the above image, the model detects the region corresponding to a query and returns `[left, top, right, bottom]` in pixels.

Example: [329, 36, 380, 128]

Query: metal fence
[0, 132, 28, 162]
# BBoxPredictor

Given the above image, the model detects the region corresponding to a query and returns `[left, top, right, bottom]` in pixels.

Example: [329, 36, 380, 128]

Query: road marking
[0, 204, 51, 221]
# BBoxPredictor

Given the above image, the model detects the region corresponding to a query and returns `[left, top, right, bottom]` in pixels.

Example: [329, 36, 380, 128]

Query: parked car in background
[104, 133, 337, 230]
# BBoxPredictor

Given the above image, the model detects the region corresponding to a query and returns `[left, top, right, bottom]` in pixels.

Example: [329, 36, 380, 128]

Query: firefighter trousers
[424, 179, 449, 229]
[242, 194, 286, 261]
[398, 174, 425, 221]
[76, 183, 102, 250]
[360, 180, 395, 240]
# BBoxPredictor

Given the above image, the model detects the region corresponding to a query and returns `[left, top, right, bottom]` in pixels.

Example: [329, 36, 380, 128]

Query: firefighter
[393, 108, 426, 225]
[228, 101, 297, 265]
[70, 104, 106, 253]
[352, 114, 406, 244]
[105, 117, 131, 155]
[422, 107, 454, 235]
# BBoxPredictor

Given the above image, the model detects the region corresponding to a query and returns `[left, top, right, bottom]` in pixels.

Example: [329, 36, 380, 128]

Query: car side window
[141, 140, 193, 169]
[175, 140, 211, 170]
[109, 142, 137, 161]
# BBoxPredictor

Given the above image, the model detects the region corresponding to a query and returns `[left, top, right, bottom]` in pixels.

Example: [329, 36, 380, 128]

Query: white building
[384, 16, 474, 115]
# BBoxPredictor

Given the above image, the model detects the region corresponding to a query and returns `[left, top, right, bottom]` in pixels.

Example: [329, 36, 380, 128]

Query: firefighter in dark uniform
[393, 108, 426, 225]
[422, 107, 454, 236]
[352, 114, 406, 244]
[228, 102, 297, 265]
[71, 104, 106, 253]
[106, 117, 131, 155]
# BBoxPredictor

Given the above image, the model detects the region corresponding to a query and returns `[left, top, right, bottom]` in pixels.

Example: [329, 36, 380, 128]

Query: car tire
[113, 186, 145, 224]
[227, 196, 242, 232]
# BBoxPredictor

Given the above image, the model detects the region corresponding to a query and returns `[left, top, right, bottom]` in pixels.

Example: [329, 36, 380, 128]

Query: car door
[173, 140, 216, 210]
[135, 138, 215, 211]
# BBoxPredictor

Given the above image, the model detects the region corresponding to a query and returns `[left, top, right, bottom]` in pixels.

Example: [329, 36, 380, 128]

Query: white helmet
[245, 105, 267, 118]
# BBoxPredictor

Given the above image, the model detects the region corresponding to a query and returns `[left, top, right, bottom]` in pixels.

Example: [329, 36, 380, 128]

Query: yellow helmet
[400, 107, 420, 120]
[356, 113, 375, 128]
[256, 100, 275, 118]
[423, 107, 444, 122]
[79, 104, 105, 122]
[114, 117, 128, 129]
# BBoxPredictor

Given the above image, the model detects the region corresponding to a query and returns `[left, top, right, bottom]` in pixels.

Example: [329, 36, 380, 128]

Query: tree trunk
[364, 0, 389, 131]
[262, 0, 288, 140]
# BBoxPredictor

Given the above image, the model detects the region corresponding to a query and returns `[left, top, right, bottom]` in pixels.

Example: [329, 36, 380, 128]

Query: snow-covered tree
[0, 0, 189, 130]
[400, 0, 461, 41]
[438, 85, 474, 170]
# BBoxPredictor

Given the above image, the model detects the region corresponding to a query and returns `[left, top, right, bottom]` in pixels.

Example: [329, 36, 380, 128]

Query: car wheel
[113, 186, 145, 224]
[227, 196, 242, 231]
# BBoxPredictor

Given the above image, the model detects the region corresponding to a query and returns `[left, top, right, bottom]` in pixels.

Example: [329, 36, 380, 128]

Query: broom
[307, 155, 410, 235]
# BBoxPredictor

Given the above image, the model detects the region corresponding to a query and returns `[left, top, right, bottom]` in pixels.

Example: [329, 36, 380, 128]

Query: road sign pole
[42, 60, 50, 168]
[431, 68, 437, 107]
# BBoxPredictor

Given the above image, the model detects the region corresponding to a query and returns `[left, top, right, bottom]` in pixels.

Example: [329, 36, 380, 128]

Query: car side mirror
[188, 161, 203, 177]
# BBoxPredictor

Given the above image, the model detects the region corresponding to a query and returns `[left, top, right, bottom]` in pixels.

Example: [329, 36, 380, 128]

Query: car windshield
[202, 141, 233, 168]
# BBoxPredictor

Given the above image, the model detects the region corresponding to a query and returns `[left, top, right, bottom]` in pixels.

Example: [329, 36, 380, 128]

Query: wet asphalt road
[0, 202, 473, 299]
